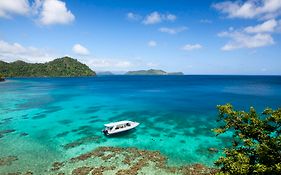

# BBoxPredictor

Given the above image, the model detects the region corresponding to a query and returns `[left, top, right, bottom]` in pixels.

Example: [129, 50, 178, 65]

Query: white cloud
[38, 0, 75, 25]
[83, 58, 137, 72]
[147, 40, 157, 47]
[276, 19, 281, 32]
[86, 59, 133, 68]
[218, 30, 274, 51]
[0, 0, 75, 26]
[126, 12, 141, 21]
[218, 18, 280, 51]
[181, 44, 202, 51]
[0, 0, 30, 18]
[0, 39, 159, 72]
[143, 12, 161, 25]
[244, 19, 277, 33]
[0, 40, 53, 62]
[166, 14, 177, 21]
[158, 26, 187, 34]
[31, 0, 43, 15]
[83, 57, 158, 71]
[213, 0, 281, 19]
[143, 11, 176, 25]
[72, 44, 90, 55]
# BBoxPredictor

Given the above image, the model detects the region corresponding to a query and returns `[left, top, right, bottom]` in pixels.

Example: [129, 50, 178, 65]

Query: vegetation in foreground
[214, 104, 281, 175]
[0, 57, 95, 77]
[0, 73, 4, 81]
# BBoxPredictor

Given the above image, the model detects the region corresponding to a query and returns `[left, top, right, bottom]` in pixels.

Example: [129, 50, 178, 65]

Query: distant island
[0, 57, 96, 77]
[125, 69, 184, 75]
[96, 71, 114, 75]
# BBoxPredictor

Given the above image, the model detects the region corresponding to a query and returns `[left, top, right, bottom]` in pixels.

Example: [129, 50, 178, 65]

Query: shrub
[214, 104, 281, 175]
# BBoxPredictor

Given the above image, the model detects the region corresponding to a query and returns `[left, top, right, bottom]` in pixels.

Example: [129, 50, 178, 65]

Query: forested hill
[0, 57, 96, 77]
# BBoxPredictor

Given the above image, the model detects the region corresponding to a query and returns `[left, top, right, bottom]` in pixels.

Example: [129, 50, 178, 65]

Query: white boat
[102, 120, 139, 135]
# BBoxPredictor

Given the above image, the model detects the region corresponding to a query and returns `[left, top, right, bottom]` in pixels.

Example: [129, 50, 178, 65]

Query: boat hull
[103, 122, 139, 135]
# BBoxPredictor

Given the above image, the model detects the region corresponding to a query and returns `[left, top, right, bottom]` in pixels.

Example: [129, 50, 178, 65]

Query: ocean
[0, 75, 281, 174]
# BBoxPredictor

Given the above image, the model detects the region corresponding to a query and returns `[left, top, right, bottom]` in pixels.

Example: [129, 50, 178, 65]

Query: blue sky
[0, 0, 281, 74]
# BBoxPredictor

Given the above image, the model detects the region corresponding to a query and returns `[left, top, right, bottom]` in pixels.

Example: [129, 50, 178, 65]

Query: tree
[214, 104, 281, 175]
[0, 73, 4, 81]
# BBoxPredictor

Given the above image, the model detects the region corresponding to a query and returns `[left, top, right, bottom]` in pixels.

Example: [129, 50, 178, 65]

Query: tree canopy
[214, 104, 281, 175]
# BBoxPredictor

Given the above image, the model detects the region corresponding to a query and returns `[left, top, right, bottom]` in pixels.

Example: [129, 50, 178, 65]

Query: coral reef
[0, 129, 16, 138]
[0, 156, 18, 166]
[49, 146, 217, 175]
[63, 135, 101, 149]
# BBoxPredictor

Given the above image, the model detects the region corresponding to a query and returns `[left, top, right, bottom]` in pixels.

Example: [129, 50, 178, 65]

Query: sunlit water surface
[0, 75, 281, 174]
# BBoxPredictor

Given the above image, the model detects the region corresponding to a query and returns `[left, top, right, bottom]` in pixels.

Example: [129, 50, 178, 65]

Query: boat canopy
[104, 120, 131, 127]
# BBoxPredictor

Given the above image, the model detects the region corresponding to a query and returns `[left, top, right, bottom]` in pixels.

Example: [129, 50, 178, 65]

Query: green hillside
[0, 57, 96, 77]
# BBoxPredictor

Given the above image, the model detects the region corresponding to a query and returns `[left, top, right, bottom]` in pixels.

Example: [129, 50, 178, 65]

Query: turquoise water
[0, 75, 281, 174]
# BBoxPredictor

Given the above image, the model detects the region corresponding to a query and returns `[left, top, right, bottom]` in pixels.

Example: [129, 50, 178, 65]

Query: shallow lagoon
[0, 76, 281, 174]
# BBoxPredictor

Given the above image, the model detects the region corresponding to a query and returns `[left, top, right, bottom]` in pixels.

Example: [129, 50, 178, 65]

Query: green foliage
[0, 57, 96, 77]
[214, 104, 281, 175]
[0, 72, 4, 81]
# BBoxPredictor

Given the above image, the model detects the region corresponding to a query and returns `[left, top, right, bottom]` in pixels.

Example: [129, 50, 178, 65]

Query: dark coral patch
[0, 129, 16, 138]
[58, 120, 73, 125]
[71, 125, 95, 136]
[63, 135, 101, 149]
[0, 117, 13, 125]
[72, 166, 93, 175]
[23, 171, 33, 175]
[19, 132, 29, 137]
[180, 140, 186, 143]
[2, 117, 13, 122]
[84, 106, 102, 114]
[195, 145, 219, 158]
[150, 133, 160, 137]
[5, 172, 21, 175]
[0, 129, 16, 134]
[50, 146, 217, 175]
[43, 106, 62, 113]
[21, 114, 29, 119]
[89, 119, 101, 123]
[56, 131, 70, 137]
[91, 166, 116, 175]
[51, 161, 65, 171]
[0, 155, 18, 166]
[32, 113, 46, 119]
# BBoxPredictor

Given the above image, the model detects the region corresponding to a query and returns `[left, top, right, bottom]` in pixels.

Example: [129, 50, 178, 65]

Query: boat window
[107, 127, 113, 130]
[126, 123, 131, 126]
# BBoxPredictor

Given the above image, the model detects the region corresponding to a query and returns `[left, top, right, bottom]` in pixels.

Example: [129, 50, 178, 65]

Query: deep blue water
[0, 75, 281, 174]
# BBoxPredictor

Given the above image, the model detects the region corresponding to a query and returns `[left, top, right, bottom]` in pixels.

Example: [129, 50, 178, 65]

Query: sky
[0, 0, 281, 75]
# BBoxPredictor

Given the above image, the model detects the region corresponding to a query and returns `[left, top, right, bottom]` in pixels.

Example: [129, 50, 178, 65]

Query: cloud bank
[213, 0, 281, 19]
[0, 0, 75, 25]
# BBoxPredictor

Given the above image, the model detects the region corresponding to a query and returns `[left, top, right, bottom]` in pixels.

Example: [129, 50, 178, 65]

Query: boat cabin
[103, 120, 139, 135]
